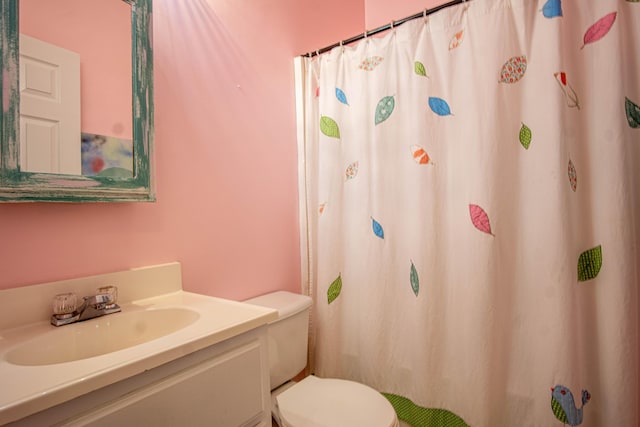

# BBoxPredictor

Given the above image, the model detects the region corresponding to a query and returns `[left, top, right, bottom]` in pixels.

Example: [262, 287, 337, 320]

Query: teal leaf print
[320, 116, 340, 139]
[414, 61, 429, 77]
[499, 55, 527, 83]
[328, 274, 343, 304]
[410, 261, 419, 296]
[372, 217, 385, 239]
[382, 394, 469, 427]
[578, 245, 602, 282]
[519, 123, 532, 149]
[428, 97, 452, 116]
[336, 88, 349, 105]
[375, 96, 395, 125]
[625, 97, 640, 128]
[542, 0, 562, 18]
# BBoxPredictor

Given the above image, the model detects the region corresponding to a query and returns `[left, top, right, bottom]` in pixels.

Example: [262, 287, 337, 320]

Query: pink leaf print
[469, 204, 494, 236]
[581, 12, 617, 49]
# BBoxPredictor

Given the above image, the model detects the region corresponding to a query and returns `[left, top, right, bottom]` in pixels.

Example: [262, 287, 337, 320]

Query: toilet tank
[244, 291, 312, 390]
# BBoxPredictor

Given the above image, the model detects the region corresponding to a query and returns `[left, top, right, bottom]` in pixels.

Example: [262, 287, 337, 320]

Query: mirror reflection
[18, 0, 132, 177]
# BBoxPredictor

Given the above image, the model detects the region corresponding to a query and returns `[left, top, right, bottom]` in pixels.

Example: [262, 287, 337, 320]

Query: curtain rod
[303, 0, 470, 58]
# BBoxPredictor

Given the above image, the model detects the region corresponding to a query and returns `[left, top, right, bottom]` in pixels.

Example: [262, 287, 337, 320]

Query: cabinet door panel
[65, 340, 266, 427]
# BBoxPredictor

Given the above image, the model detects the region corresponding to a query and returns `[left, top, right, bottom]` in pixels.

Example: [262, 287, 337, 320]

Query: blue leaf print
[542, 0, 562, 18]
[336, 87, 349, 105]
[372, 217, 384, 239]
[428, 97, 452, 116]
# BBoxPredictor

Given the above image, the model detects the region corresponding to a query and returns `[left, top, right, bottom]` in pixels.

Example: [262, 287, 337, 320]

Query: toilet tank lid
[245, 291, 312, 321]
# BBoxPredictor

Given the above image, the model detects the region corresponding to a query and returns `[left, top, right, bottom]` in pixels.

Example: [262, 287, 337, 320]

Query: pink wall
[20, 0, 132, 139]
[0, 0, 363, 300]
[1, 0, 443, 300]
[365, 0, 449, 29]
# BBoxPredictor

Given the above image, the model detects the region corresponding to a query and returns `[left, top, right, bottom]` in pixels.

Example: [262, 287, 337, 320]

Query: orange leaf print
[411, 145, 432, 165]
[449, 30, 465, 50]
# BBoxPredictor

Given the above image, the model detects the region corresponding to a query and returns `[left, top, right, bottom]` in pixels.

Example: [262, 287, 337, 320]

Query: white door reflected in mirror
[19, 34, 81, 175]
[18, 0, 133, 178]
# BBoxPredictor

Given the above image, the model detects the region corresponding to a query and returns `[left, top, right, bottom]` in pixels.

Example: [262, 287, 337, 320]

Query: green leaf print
[414, 61, 428, 77]
[320, 116, 341, 138]
[578, 245, 602, 282]
[382, 393, 469, 427]
[519, 123, 532, 149]
[328, 274, 343, 304]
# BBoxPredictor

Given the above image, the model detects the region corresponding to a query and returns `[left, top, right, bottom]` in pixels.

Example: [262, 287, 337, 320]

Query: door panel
[19, 34, 80, 174]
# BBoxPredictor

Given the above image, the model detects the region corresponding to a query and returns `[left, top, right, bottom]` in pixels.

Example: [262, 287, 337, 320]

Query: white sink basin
[5, 308, 200, 366]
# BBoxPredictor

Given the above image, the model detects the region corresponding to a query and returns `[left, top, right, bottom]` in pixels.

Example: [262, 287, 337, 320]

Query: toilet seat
[275, 376, 399, 427]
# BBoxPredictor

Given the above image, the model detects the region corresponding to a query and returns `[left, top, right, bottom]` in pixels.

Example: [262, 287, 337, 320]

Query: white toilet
[245, 291, 399, 427]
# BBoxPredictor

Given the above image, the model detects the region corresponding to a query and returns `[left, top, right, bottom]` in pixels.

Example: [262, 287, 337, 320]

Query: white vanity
[0, 263, 278, 426]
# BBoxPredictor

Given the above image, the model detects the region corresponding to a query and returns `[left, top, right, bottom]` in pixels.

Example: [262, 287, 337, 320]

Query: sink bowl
[4, 308, 200, 366]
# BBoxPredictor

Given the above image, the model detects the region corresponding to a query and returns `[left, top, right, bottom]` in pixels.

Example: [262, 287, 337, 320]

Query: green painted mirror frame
[0, 0, 154, 202]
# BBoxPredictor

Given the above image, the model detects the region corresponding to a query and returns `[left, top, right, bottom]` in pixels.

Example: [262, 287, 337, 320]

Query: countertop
[0, 290, 277, 425]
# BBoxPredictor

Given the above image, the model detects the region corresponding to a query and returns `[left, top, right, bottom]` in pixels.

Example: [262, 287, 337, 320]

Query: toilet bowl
[274, 375, 399, 427]
[245, 291, 399, 427]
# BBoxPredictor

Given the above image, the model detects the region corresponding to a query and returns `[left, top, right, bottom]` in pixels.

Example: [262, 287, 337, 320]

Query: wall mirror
[0, 0, 154, 202]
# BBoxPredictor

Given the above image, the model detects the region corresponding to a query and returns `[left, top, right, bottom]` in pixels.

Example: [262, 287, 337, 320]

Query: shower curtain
[296, 0, 640, 425]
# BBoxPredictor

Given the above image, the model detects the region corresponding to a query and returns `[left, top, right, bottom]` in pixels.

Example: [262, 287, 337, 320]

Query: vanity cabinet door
[61, 338, 269, 427]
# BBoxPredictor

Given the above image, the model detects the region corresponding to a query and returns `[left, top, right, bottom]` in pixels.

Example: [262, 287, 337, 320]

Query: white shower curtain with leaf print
[297, 0, 640, 425]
